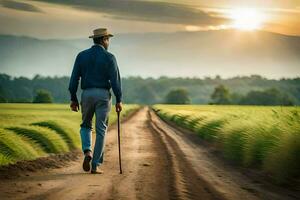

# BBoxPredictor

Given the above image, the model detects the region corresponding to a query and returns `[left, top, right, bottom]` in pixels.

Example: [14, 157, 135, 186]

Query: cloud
[30, 0, 228, 26]
[0, 0, 42, 12]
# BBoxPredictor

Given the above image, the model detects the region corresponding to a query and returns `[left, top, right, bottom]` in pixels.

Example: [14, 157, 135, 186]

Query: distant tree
[0, 73, 299, 105]
[0, 94, 7, 102]
[33, 89, 53, 103]
[230, 92, 243, 105]
[165, 88, 190, 104]
[215, 75, 221, 80]
[239, 88, 294, 106]
[0, 86, 7, 103]
[135, 84, 158, 105]
[210, 84, 231, 104]
[14, 86, 32, 102]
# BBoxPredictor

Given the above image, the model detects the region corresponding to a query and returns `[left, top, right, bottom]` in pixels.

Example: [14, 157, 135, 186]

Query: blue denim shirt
[68, 44, 122, 103]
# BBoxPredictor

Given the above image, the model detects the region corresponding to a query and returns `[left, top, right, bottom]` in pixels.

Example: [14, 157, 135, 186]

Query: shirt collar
[92, 44, 105, 50]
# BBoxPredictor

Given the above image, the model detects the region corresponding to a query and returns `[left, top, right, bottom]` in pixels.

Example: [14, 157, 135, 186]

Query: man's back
[68, 44, 122, 104]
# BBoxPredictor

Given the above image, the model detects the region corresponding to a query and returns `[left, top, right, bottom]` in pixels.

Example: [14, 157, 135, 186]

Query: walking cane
[117, 111, 122, 174]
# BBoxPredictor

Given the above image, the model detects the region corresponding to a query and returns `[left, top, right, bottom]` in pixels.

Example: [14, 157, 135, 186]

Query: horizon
[0, 1, 299, 79]
[1, 29, 300, 79]
[1, 72, 299, 81]
[2, 28, 300, 40]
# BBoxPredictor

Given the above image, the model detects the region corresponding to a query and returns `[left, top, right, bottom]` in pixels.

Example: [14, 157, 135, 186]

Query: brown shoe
[82, 153, 92, 172]
[91, 168, 104, 174]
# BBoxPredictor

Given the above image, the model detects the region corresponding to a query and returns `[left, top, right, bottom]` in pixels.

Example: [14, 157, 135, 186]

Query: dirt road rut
[0, 107, 297, 200]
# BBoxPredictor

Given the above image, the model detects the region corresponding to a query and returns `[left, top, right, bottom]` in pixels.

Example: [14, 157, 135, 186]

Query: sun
[229, 8, 265, 31]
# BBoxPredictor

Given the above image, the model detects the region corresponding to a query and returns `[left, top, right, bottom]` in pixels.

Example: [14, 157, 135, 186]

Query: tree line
[0, 73, 299, 105]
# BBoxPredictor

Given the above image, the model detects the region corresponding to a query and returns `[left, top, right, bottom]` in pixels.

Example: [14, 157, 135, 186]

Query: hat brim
[89, 34, 114, 38]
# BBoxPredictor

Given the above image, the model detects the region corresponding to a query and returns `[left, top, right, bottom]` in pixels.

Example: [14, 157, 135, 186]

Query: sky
[0, 0, 300, 39]
[0, 0, 299, 79]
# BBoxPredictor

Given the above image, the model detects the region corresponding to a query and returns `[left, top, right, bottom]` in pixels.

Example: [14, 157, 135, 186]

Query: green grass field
[153, 104, 300, 183]
[0, 103, 140, 166]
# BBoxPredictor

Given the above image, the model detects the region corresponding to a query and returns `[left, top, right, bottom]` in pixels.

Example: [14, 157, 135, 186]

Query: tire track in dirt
[148, 110, 223, 200]
[0, 107, 170, 200]
[0, 107, 297, 200]
[149, 108, 299, 200]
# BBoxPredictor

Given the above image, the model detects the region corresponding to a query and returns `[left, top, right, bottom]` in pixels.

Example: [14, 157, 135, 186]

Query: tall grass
[0, 103, 140, 166]
[31, 120, 79, 149]
[153, 105, 300, 183]
[0, 128, 43, 165]
[7, 126, 69, 153]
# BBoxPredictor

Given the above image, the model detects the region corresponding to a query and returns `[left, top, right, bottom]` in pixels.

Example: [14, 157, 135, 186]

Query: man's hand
[70, 101, 80, 112]
[115, 102, 122, 113]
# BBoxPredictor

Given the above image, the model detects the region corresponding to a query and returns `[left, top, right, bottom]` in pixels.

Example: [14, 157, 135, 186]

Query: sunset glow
[229, 8, 266, 30]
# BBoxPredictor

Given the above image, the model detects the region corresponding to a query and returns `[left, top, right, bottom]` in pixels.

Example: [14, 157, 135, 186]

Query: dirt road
[0, 107, 298, 200]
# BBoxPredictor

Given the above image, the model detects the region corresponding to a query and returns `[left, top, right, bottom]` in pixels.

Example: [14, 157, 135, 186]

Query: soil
[0, 107, 298, 200]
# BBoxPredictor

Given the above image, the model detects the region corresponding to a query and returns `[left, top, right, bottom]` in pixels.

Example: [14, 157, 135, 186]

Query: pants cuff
[83, 149, 92, 154]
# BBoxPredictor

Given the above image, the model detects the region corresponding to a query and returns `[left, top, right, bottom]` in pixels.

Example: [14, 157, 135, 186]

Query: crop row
[153, 105, 300, 184]
[0, 104, 140, 166]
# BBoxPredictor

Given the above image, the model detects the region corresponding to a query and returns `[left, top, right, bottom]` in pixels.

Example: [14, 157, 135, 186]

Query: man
[68, 28, 122, 174]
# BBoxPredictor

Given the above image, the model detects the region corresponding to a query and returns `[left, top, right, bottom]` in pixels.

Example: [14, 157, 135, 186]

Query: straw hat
[89, 28, 114, 38]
